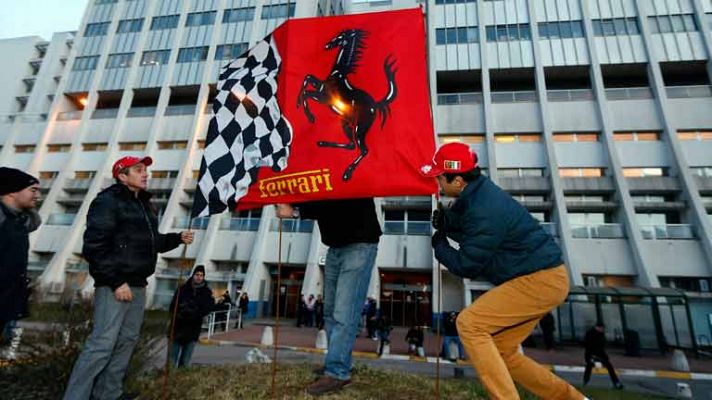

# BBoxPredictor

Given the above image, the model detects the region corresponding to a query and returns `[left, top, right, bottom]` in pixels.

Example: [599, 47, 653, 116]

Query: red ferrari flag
[193, 8, 436, 216]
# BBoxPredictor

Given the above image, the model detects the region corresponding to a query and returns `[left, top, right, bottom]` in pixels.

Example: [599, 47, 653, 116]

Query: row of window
[84, 5, 293, 38]
[591, 18, 640, 37]
[435, 27, 478, 45]
[13, 141, 190, 153]
[647, 14, 698, 34]
[538, 21, 584, 39]
[440, 130, 712, 143]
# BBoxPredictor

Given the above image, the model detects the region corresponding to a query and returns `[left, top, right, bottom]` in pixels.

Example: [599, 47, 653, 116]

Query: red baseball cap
[420, 142, 478, 177]
[112, 156, 153, 178]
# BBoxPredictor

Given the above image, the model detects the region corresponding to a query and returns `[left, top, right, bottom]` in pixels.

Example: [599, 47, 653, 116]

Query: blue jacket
[433, 175, 562, 286]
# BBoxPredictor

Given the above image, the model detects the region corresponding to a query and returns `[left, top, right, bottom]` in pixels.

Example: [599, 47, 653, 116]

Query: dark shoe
[614, 382, 624, 390]
[306, 376, 350, 396]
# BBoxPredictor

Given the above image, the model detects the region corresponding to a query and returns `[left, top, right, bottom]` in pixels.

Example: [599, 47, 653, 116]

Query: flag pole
[162, 217, 193, 400]
[271, 217, 283, 398]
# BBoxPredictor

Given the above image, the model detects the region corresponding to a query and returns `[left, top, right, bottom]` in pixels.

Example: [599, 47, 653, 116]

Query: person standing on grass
[423, 143, 586, 400]
[64, 156, 194, 400]
[168, 265, 213, 368]
[0, 168, 41, 348]
[276, 199, 380, 396]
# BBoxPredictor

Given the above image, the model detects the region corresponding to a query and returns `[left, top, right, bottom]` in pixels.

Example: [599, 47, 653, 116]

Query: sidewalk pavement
[205, 319, 712, 381]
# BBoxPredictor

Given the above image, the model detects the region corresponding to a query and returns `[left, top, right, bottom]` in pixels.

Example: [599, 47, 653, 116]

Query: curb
[198, 338, 712, 381]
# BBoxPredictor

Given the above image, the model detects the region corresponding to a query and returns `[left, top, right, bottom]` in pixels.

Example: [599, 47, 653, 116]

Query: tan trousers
[457, 265, 584, 400]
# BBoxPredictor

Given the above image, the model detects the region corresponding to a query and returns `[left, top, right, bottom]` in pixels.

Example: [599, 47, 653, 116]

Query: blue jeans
[442, 335, 466, 360]
[64, 287, 145, 400]
[323, 243, 378, 381]
[169, 340, 197, 368]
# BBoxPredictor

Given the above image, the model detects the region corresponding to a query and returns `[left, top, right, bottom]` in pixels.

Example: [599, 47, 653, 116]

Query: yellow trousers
[457, 265, 584, 400]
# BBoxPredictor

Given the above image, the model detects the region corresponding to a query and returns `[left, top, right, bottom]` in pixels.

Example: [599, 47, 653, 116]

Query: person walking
[168, 265, 213, 368]
[64, 156, 194, 400]
[583, 322, 624, 390]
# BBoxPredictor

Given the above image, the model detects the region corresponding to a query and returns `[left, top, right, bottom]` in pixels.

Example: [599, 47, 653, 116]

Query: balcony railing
[605, 87, 653, 100]
[66, 261, 90, 272]
[540, 222, 558, 237]
[270, 218, 315, 233]
[665, 85, 712, 99]
[383, 221, 431, 235]
[127, 106, 157, 117]
[165, 104, 196, 116]
[571, 224, 625, 239]
[27, 261, 49, 272]
[91, 108, 119, 119]
[64, 178, 93, 191]
[491, 91, 537, 103]
[219, 217, 261, 231]
[173, 216, 211, 229]
[148, 178, 177, 191]
[640, 224, 695, 240]
[56, 110, 82, 121]
[47, 213, 76, 226]
[546, 89, 594, 102]
[437, 92, 483, 105]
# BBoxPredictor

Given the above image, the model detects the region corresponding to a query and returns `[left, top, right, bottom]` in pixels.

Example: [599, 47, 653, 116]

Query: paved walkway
[208, 319, 712, 375]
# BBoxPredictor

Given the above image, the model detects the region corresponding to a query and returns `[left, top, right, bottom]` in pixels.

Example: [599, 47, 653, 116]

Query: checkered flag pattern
[192, 35, 293, 217]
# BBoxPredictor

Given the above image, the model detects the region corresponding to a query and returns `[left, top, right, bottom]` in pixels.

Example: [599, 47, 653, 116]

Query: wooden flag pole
[270, 218, 284, 399]
[162, 219, 193, 400]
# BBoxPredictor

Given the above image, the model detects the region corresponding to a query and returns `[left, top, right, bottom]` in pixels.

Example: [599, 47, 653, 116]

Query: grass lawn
[130, 363, 666, 399]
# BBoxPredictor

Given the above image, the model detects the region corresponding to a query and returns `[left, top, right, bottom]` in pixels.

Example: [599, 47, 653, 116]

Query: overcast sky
[0, 0, 88, 40]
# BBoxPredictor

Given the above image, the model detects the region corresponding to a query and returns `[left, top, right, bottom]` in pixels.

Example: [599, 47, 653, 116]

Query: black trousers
[584, 352, 620, 385]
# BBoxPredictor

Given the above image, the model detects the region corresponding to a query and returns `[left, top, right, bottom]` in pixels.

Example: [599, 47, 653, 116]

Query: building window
[197, 140, 206, 149]
[177, 46, 209, 63]
[215, 43, 248, 60]
[499, 168, 544, 177]
[691, 167, 712, 177]
[151, 170, 179, 178]
[559, 168, 605, 177]
[591, 17, 640, 36]
[140, 50, 171, 66]
[631, 195, 666, 203]
[39, 171, 58, 179]
[157, 141, 188, 150]
[565, 194, 607, 202]
[494, 133, 541, 143]
[223, 7, 255, 23]
[622, 167, 667, 177]
[648, 14, 698, 34]
[613, 131, 661, 141]
[660, 277, 711, 293]
[117, 18, 144, 34]
[95, 0, 117, 4]
[435, 26, 479, 45]
[538, 21, 584, 39]
[82, 143, 108, 151]
[185, 11, 217, 27]
[569, 212, 610, 225]
[486, 24, 531, 42]
[192, 170, 201, 179]
[261, 3, 296, 19]
[150, 14, 180, 30]
[47, 144, 71, 153]
[84, 22, 110, 37]
[435, 0, 476, 3]
[678, 130, 712, 141]
[74, 170, 96, 179]
[118, 142, 146, 151]
[106, 53, 134, 69]
[14, 144, 36, 153]
[72, 56, 99, 71]
[553, 132, 599, 142]
[439, 134, 485, 144]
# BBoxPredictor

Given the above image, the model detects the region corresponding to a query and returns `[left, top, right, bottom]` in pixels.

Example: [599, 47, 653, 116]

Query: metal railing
[605, 87, 653, 100]
[270, 218, 315, 233]
[66, 262, 90, 272]
[640, 224, 695, 240]
[219, 217, 261, 231]
[47, 213, 76, 226]
[164, 104, 196, 116]
[173, 216, 211, 229]
[148, 178, 177, 191]
[127, 106, 157, 117]
[547, 89, 595, 102]
[540, 222, 558, 237]
[491, 91, 537, 103]
[571, 223, 625, 239]
[64, 178, 93, 191]
[383, 221, 431, 235]
[204, 305, 243, 339]
[27, 261, 49, 272]
[56, 110, 83, 121]
[665, 85, 712, 99]
[91, 108, 119, 119]
[437, 92, 483, 105]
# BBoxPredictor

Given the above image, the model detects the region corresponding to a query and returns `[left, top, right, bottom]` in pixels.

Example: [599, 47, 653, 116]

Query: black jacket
[83, 184, 182, 289]
[584, 327, 607, 356]
[170, 279, 214, 343]
[298, 198, 381, 248]
[0, 203, 41, 321]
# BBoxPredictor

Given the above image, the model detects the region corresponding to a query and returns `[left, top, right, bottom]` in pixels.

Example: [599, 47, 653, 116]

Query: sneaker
[306, 376, 351, 396]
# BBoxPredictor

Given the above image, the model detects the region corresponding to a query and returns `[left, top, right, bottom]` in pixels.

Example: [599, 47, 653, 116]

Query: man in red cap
[65, 156, 194, 400]
[423, 143, 585, 400]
